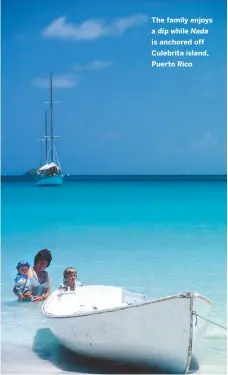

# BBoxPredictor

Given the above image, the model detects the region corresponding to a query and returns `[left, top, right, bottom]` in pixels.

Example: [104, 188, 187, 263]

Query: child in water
[13, 261, 32, 301]
[59, 267, 82, 291]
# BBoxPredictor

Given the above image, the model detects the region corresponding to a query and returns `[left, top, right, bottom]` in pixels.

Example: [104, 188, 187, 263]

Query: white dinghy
[41, 285, 213, 374]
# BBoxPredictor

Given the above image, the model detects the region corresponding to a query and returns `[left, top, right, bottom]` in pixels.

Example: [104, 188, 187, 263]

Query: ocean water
[1, 180, 227, 374]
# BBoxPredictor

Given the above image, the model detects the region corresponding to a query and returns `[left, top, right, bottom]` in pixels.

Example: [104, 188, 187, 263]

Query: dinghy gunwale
[41, 290, 213, 319]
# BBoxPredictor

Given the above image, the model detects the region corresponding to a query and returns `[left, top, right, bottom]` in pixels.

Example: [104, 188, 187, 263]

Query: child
[59, 267, 82, 291]
[13, 261, 32, 301]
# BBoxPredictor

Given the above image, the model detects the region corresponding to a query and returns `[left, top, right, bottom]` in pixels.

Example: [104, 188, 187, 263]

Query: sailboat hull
[36, 174, 63, 186]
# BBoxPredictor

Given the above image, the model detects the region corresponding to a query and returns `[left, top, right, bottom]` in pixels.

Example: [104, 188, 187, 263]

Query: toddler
[59, 267, 82, 291]
[13, 261, 32, 301]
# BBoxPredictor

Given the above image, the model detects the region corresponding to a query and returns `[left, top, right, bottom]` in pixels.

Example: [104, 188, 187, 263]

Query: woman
[27, 249, 52, 302]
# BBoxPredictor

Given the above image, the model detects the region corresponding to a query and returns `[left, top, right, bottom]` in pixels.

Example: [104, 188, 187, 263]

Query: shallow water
[1, 181, 227, 374]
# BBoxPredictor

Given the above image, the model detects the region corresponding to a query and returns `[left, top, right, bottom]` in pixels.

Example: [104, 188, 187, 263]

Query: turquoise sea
[1, 180, 227, 374]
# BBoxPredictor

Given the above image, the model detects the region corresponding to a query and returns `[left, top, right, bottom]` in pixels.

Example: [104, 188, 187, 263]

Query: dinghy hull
[41, 287, 213, 374]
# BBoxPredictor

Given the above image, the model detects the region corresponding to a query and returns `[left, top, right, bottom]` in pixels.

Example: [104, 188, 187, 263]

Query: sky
[1, 0, 227, 174]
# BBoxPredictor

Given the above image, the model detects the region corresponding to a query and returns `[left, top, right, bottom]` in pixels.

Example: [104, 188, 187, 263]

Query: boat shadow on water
[32, 328, 200, 374]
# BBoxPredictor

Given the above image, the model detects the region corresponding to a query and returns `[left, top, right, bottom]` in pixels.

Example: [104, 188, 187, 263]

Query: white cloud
[191, 131, 218, 153]
[31, 74, 79, 89]
[42, 14, 149, 41]
[72, 60, 113, 71]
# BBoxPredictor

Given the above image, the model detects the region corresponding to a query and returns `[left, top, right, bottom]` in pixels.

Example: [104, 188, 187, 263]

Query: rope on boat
[192, 311, 227, 331]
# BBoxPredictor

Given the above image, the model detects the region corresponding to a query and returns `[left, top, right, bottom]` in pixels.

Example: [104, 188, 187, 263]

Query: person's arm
[43, 273, 50, 300]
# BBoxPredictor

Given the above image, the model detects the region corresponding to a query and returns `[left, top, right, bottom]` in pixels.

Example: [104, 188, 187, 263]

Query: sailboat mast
[50, 73, 54, 162]
[45, 109, 48, 164]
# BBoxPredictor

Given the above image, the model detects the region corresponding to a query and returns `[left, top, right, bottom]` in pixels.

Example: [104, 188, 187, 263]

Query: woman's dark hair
[34, 249, 52, 267]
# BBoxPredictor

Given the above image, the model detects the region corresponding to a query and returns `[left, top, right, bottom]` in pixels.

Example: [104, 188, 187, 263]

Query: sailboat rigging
[36, 73, 63, 186]
[44, 109, 48, 165]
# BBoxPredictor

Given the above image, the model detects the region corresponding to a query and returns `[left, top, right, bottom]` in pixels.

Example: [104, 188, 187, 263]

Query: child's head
[63, 267, 77, 287]
[16, 261, 30, 275]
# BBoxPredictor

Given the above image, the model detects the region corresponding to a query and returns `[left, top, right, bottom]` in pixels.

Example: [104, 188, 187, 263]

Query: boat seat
[75, 286, 125, 309]
[46, 286, 126, 316]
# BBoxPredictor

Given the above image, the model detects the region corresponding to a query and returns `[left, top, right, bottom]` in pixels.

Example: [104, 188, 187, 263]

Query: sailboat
[36, 74, 63, 187]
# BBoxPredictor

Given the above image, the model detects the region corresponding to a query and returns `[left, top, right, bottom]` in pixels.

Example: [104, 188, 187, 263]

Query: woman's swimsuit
[30, 269, 48, 296]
